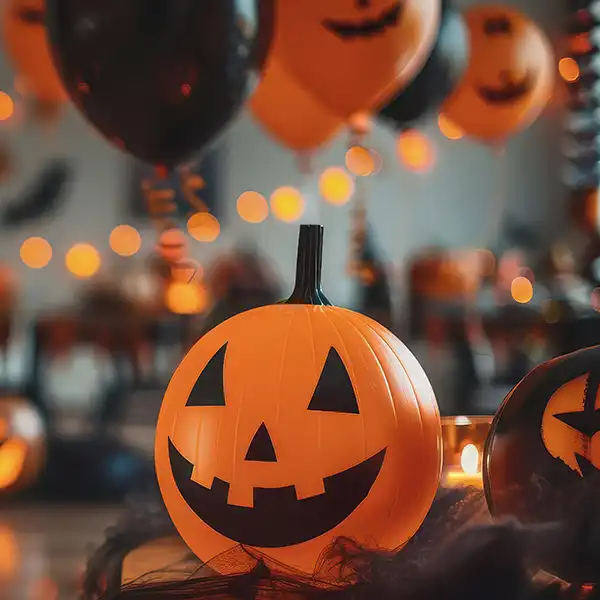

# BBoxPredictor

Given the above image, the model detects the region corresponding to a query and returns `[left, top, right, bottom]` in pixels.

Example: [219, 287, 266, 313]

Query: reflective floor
[0, 504, 122, 600]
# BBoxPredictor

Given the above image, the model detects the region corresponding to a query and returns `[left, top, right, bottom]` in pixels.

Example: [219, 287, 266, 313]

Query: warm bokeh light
[319, 167, 355, 205]
[20, 237, 52, 269]
[438, 114, 464, 140]
[0, 439, 27, 490]
[65, 243, 101, 279]
[397, 130, 435, 173]
[460, 444, 480, 475]
[165, 281, 209, 314]
[511, 276, 534, 304]
[345, 146, 376, 176]
[109, 225, 141, 257]
[270, 186, 305, 223]
[0, 525, 18, 578]
[0, 92, 14, 121]
[187, 212, 220, 242]
[569, 33, 591, 55]
[559, 57, 580, 82]
[237, 191, 269, 223]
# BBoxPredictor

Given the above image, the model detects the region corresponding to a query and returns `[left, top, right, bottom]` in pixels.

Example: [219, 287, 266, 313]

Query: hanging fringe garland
[82, 485, 600, 600]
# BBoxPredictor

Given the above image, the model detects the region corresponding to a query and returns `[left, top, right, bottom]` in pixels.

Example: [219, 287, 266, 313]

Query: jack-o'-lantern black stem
[285, 225, 332, 306]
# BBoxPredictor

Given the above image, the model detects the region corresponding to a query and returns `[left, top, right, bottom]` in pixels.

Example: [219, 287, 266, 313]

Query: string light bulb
[270, 186, 305, 222]
[20, 237, 52, 269]
[319, 167, 354, 205]
[397, 130, 435, 173]
[187, 212, 220, 242]
[65, 243, 101, 279]
[109, 225, 141, 257]
[237, 191, 269, 223]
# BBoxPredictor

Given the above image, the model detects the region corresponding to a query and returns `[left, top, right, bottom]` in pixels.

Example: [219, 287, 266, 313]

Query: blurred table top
[0, 503, 122, 600]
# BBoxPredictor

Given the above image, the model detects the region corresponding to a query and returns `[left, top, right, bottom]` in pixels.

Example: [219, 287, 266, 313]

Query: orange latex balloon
[1, 0, 66, 105]
[156, 225, 442, 573]
[274, 0, 440, 118]
[442, 6, 554, 144]
[250, 56, 343, 151]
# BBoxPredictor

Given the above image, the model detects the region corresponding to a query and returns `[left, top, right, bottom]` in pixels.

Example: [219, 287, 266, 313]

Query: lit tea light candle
[441, 416, 493, 489]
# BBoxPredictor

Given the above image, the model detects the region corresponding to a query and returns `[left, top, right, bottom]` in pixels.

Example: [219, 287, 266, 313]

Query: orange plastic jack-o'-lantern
[442, 6, 554, 144]
[274, 0, 440, 118]
[156, 225, 442, 573]
[1, 0, 66, 107]
[484, 345, 600, 584]
[250, 56, 343, 152]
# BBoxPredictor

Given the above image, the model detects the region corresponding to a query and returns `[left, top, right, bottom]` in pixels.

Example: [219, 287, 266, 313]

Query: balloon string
[482, 143, 507, 247]
[348, 177, 367, 276]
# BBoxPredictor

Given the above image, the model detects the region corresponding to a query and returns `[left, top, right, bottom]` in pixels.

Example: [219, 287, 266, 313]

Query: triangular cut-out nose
[245, 423, 277, 462]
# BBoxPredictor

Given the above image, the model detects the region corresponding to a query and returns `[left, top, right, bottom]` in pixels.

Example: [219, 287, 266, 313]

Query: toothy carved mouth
[322, 2, 402, 40]
[168, 439, 386, 547]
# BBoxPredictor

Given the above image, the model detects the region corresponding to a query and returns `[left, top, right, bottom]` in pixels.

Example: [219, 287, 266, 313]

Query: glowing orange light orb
[20, 237, 52, 269]
[511, 276, 534, 304]
[237, 191, 269, 223]
[65, 243, 101, 279]
[109, 225, 141, 257]
[319, 167, 355, 205]
[270, 187, 305, 223]
[187, 213, 220, 243]
[397, 130, 435, 173]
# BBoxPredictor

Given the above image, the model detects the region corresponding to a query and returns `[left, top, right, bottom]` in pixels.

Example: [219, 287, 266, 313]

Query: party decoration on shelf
[1, 0, 66, 120]
[378, 0, 469, 129]
[0, 397, 46, 496]
[45, 0, 274, 166]
[155, 224, 442, 573]
[275, 0, 441, 118]
[1, 160, 72, 227]
[250, 57, 343, 152]
[484, 345, 600, 584]
[441, 5, 554, 145]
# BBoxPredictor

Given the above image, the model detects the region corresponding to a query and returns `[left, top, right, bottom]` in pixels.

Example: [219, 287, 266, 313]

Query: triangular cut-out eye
[186, 343, 227, 407]
[307, 348, 359, 414]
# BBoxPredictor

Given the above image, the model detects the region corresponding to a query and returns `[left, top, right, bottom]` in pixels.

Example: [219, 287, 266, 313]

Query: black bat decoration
[1, 159, 72, 227]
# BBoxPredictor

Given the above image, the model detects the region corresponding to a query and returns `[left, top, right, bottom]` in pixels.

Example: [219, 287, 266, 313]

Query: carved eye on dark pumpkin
[185, 343, 227, 407]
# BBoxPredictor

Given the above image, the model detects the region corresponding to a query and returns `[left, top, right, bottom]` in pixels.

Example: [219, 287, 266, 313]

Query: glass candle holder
[441, 415, 493, 488]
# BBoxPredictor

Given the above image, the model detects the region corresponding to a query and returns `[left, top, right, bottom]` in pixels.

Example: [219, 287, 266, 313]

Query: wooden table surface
[0, 504, 123, 600]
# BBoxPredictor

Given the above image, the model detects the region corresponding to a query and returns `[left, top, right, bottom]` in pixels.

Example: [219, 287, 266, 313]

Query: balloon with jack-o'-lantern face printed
[441, 5, 554, 144]
[274, 0, 441, 119]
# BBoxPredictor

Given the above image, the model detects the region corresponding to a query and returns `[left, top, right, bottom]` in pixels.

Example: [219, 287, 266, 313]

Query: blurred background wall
[0, 0, 566, 316]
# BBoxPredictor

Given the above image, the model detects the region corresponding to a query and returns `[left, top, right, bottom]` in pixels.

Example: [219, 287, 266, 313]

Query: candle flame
[460, 443, 480, 475]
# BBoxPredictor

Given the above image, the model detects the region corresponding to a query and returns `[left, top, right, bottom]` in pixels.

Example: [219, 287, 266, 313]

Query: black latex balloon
[45, 0, 274, 166]
[378, 0, 469, 129]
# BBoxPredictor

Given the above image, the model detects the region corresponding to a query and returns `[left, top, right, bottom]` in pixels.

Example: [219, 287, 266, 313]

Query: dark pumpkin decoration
[155, 225, 442, 573]
[484, 344, 600, 584]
